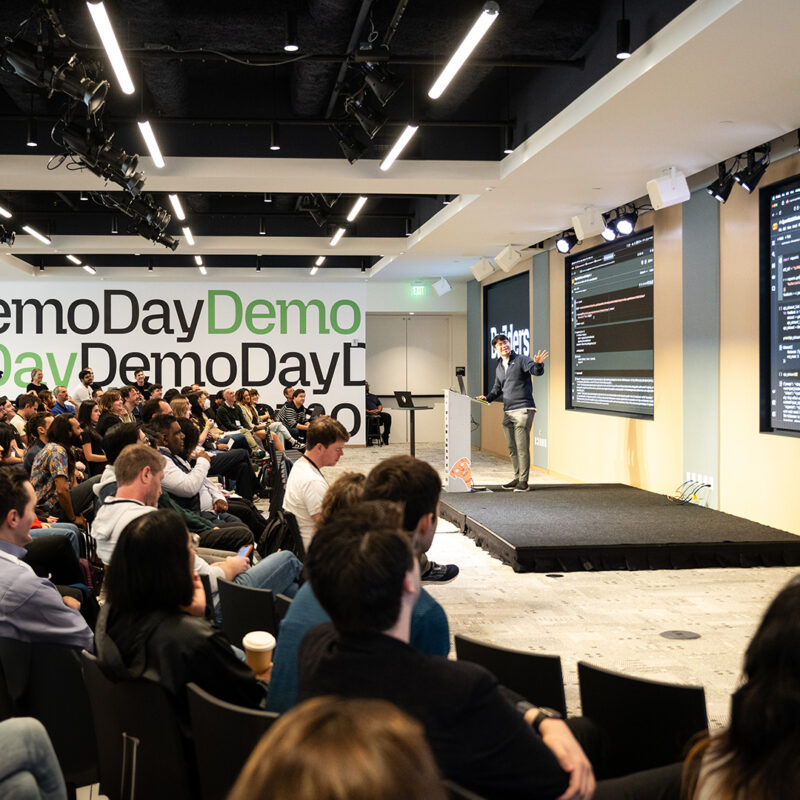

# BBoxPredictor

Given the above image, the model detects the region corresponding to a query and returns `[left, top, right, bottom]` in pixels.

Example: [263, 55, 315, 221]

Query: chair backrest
[577, 660, 708, 778]
[199, 573, 214, 619]
[186, 682, 278, 800]
[454, 635, 567, 717]
[274, 593, 293, 626]
[0, 637, 97, 787]
[217, 579, 278, 646]
[80, 651, 194, 800]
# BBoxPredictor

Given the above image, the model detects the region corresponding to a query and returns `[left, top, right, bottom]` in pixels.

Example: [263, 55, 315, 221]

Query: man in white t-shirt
[71, 368, 96, 406]
[283, 416, 349, 549]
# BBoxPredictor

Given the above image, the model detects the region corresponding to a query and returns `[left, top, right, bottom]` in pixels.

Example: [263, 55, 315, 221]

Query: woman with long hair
[37, 389, 54, 413]
[187, 391, 249, 452]
[237, 387, 303, 452]
[77, 400, 107, 477]
[95, 390, 125, 437]
[228, 696, 446, 800]
[683, 575, 800, 799]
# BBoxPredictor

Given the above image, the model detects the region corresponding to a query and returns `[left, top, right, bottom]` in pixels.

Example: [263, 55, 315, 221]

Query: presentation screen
[483, 272, 530, 393]
[565, 228, 654, 417]
[760, 174, 800, 435]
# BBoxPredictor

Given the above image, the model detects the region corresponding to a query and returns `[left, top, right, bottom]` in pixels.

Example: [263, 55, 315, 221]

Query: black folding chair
[186, 682, 278, 800]
[578, 660, 708, 778]
[0, 637, 97, 792]
[274, 593, 293, 626]
[81, 651, 194, 800]
[454, 634, 567, 716]
[217, 579, 278, 646]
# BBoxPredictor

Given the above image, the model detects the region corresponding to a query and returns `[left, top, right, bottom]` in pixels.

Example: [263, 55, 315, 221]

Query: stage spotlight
[734, 147, 770, 193]
[601, 213, 617, 242]
[556, 230, 578, 254]
[361, 62, 402, 107]
[330, 123, 366, 164]
[614, 208, 638, 236]
[297, 195, 330, 228]
[0, 225, 14, 246]
[345, 95, 386, 140]
[707, 162, 735, 203]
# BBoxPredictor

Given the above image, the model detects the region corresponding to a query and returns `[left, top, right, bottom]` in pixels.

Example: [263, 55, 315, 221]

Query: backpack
[257, 509, 305, 561]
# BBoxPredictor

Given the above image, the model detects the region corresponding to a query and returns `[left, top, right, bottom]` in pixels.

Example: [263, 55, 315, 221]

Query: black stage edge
[440, 483, 800, 573]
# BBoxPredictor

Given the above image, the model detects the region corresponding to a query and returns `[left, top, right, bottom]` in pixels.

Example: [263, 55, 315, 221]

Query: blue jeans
[214, 550, 302, 623]
[29, 523, 81, 559]
[501, 408, 535, 483]
[0, 717, 67, 800]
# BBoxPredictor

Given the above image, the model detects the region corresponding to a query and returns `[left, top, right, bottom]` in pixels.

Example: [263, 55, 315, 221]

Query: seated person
[276, 388, 310, 441]
[229, 697, 446, 800]
[77, 400, 107, 477]
[95, 509, 266, 731]
[50, 386, 75, 417]
[0, 717, 68, 800]
[298, 514, 682, 800]
[0, 422, 24, 466]
[283, 416, 349, 551]
[215, 389, 263, 455]
[237, 388, 303, 451]
[26, 368, 48, 395]
[22, 412, 52, 474]
[365, 381, 391, 445]
[9, 394, 38, 446]
[140, 396, 171, 424]
[0, 467, 93, 650]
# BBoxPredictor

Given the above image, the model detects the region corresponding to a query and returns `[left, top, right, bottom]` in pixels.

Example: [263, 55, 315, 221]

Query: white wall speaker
[494, 244, 525, 272]
[571, 208, 604, 240]
[470, 258, 496, 281]
[432, 277, 451, 296]
[647, 169, 690, 210]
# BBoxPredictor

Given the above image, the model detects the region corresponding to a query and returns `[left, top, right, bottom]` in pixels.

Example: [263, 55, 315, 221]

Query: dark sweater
[485, 352, 544, 411]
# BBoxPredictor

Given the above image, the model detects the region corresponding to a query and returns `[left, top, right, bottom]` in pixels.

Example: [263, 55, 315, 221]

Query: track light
[380, 123, 419, 171]
[100, 191, 176, 250]
[362, 62, 402, 107]
[284, 11, 299, 52]
[82, 264, 97, 275]
[168, 194, 186, 221]
[67, 255, 82, 264]
[734, 147, 770, 193]
[707, 162, 735, 204]
[601, 213, 617, 242]
[0, 225, 14, 246]
[345, 96, 386, 140]
[503, 127, 514, 155]
[137, 120, 165, 168]
[22, 225, 52, 245]
[0, 205, 11, 219]
[614, 207, 638, 236]
[182, 227, 194, 245]
[26, 118, 37, 147]
[259, 217, 266, 235]
[330, 124, 366, 164]
[80, 192, 88, 202]
[346, 196, 368, 222]
[330, 227, 346, 246]
[269, 123, 281, 151]
[428, 1, 499, 99]
[556, 230, 578, 254]
[86, 1, 135, 94]
[263, 193, 272, 203]
[616, 1, 631, 59]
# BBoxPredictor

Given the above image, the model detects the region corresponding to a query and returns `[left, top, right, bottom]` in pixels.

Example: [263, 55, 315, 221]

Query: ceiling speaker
[432, 277, 451, 296]
[571, 208, 604, 240]
[470, 258, 496, 282]
[647, 169, 690, 210]
[494, 244, 527, 272]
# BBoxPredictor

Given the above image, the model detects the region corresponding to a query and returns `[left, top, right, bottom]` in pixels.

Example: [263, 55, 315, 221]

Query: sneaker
[421, 560, 459, 584]
[514, 482, 530, 492]
[291, 441, 305, 452]
[502, 479, 519, 490]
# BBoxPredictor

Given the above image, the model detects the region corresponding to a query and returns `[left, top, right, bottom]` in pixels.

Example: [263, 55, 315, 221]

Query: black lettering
[343, 342, 366, 386]
[152, 351, 202, 386]
[310, 351, 340, 394]
[331, 403, 361, 436]
[206, 351, 237, 386]
[104, 290, 139, 334]
[67, 299, 99, 335]
[81, 342, 116, 385]
[175, 299, 204, 343]
[12, 298, 66, 334]
[0, 299, 9, 334]
[241, 343, 276, 385]
[119, 353, 150, 384]
[278, 352, 307, 386]
[141, 299, 175, 335]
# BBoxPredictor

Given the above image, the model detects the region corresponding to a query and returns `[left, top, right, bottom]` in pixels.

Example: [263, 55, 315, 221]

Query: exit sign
[412, 285, 425, 296]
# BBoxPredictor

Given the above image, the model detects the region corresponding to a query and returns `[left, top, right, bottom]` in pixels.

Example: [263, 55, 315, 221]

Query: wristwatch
[532, 706, 563, 733]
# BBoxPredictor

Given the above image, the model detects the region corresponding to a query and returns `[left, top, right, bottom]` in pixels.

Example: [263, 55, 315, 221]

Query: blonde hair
[170, 397, 190, 419]
[114, 444, 166, 486]
[228, 696, 446, 800]
[318, 471, 366, 526]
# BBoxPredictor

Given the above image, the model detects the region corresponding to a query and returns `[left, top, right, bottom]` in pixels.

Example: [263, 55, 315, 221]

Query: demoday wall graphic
[0, 281, 367, 442]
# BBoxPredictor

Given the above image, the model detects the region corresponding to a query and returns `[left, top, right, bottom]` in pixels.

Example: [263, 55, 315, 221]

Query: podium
[445, 390, 473, 492]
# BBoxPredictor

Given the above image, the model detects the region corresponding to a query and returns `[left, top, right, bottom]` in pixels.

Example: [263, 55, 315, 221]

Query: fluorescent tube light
[181, 227, 195, 245]
[86, 2, 135, 94]
[194, 255, 203, 266]
[198, 265, 207, 275]
[329, 227, 346, 246]
[169, 194, 186, 221]
[0, 205, 12, 219]
[379, 124, 419, 171]
[83, 264, 97, 275]
[137, 120, 165, 168]
[310, 266, 319, 276]
[315, 256, 326, 266]
[427, 2, 499, 100]
[346, 196, 368, 222]
[67, 255, 82, 264]
[22, 225, 51, 245]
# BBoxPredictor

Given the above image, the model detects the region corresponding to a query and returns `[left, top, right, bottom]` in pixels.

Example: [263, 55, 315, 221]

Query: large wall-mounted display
[483, 272, 530, 393]
[565, 229, 654, 417]
[760, 175, 800, 435]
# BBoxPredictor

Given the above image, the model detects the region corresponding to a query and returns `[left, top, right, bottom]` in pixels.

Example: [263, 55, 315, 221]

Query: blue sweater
[267, 582, 450, 713]
[485, 352, 544, 411]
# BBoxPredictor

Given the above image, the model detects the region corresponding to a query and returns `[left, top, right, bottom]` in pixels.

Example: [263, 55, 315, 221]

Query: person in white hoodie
[92, 444, 301, 617]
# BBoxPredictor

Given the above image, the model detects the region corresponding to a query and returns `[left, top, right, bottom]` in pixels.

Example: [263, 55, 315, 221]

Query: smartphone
[237, 544, 253, 559]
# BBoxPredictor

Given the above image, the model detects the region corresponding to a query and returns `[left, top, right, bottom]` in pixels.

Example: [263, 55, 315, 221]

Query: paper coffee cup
[242, 630, 276, 674]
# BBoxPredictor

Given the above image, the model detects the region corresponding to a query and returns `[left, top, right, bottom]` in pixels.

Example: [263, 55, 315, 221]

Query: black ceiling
[0, 0, 694, 269]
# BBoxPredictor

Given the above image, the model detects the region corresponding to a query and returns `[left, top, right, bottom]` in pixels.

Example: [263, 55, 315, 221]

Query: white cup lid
[242, 630, 276, 651]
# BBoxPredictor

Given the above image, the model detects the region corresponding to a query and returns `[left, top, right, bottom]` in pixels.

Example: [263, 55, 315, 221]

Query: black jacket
[485, 352, 544, 411]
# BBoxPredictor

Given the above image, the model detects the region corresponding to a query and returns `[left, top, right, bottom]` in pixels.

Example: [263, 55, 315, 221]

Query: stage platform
[439, 483, 800, 573]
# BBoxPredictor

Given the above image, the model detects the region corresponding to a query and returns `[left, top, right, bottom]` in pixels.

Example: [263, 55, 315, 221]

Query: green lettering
[208, 290, 242, 334]
[245, 299, 276, 335]
[14, 352, 43, 389]
[0, 344, 9, 387]
[330, 299, 361, 334]
[46, 351, 77, 387]
[275, 299, 329, 334]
